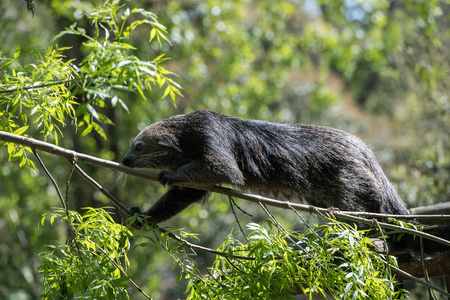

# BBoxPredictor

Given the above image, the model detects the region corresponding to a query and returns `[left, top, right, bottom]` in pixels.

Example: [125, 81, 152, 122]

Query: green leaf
[92, 122, 106, 139]
[76, 27, 86, 35]
[81, 125, 93, 137]
[13, 125, 29, 136]
[27, 159, 35, 170]
[123, 7, 130, 18]
[52, 30, 76, 41]
[118, 98, 129, 112]
[162, 86, 171, 99]
[19, 156, 26, 168]
[86, 104, 99, 120]
[0, 60, 14, 72]
[7, 142, 14, 157]
[14, 45, 21, 60]
[112, 42, 136, 50]
[149, 28, 157, 43]
[13, 147, 24, 158]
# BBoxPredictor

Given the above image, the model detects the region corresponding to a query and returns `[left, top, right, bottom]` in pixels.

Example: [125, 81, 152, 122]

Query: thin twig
[374, 219, 389, 256]
[189, 245, 228, 292]
[228, 196, 249, 241]
[258, 202, 289, 236]
[419, 234, 434, 299]
[258, 201, 300, 249]
[32, 149, 67, 210]
[225, 256, 248, 275]
[154, 224, 254, 261]
[390, 264, 450, 297]
[0, 78, 75, 94]
[64, 157, 132, 216]
[287, 204, 322, 240]
[229, 196, 252, 217]
[65, 156, 77, 215]
[84, 236, 153, 300]
[151, 230, 210, 288]
[373, 219, 393, 278]
[64, 155, 79, 245]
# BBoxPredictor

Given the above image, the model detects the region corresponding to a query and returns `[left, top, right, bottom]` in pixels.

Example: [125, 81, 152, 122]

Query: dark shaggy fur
[122, 110, 410, 222]
[123, 110, 450, 256]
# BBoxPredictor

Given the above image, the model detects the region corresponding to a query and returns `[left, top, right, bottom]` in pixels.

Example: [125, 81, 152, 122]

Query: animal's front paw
[158, 171, 180, 186]
[130, 206, 145, 215]
[128, 207, 157, 229]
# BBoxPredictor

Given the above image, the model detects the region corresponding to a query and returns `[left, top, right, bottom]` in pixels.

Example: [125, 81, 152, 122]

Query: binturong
[122, 110, 410, 222]
[122, 110, 450, 255]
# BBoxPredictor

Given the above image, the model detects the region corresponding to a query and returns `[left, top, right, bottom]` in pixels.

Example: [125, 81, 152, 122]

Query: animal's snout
[122, 155, 134, 167]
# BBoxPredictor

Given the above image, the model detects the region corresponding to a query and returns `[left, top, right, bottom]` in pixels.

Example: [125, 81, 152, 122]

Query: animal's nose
[122, 156, 133, 166]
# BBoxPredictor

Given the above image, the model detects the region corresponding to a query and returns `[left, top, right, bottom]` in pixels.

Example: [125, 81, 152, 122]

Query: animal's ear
[159, 136, 182, 152]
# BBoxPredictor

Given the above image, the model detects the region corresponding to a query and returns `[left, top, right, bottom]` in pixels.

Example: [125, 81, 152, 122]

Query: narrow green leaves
[49, 0, 181, 133]
[0, 44, 77, 143]
[1, 0, 180, 170]
[186, 221, 406, 300]
[38, 208, 134, 299]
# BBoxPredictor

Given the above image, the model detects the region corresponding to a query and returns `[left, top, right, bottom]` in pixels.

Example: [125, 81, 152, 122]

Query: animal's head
[121, 117, 185, 170]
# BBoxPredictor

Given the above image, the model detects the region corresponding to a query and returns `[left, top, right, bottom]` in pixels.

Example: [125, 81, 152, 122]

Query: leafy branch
[1, 130, 449, 248]
[39, 208, 139, 299]
[0, 45, 78, 143]
[0, 0, 181, 143]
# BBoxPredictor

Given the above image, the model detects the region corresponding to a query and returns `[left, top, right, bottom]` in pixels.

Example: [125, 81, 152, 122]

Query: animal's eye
[135, 144, 143, 151]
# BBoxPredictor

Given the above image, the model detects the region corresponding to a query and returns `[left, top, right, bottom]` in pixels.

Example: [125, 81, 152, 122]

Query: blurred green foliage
[0, 0, 448, 299]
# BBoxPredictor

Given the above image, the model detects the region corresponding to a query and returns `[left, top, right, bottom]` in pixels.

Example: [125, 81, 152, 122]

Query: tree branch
[1, 131, 450, 248]
[0, 131, 160, 180]
[63, 156, 132, 216]
[0, 79, 74, 94]
[410, 202, 450, 216]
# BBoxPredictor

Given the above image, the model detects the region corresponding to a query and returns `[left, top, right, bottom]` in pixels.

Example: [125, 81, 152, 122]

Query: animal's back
[194, 111, 409, 214]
